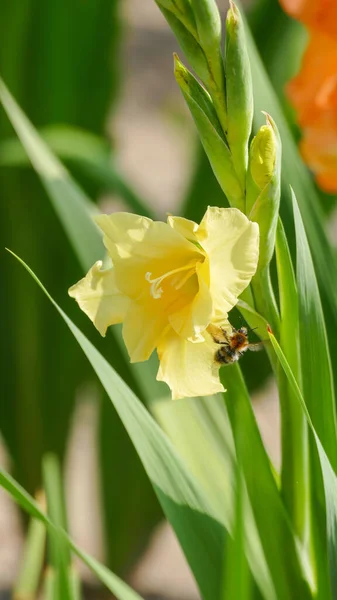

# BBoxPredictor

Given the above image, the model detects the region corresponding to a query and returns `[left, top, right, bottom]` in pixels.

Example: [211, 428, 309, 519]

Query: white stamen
[145, 262, 198, 299]
[145, 271, 163, 299]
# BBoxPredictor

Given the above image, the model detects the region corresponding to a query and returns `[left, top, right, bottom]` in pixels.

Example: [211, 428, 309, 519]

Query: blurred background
[0, 0, 330, 598]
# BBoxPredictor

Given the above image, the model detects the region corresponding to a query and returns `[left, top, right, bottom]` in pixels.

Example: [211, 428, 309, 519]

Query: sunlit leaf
[8, 250, 228, 600]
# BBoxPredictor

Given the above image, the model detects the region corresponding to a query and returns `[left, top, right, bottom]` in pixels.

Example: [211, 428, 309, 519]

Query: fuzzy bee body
[211, 325, 262, 365]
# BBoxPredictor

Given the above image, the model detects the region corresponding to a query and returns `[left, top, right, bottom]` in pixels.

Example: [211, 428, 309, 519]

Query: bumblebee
[210, 325, 263, 365]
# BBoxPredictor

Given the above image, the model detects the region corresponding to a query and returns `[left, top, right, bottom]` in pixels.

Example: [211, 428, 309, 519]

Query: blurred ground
[0, 0, 279, 598]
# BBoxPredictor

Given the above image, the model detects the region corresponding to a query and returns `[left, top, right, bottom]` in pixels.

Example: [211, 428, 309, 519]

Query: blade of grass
[8, 250, 228, 600]
[0, 469, 143, 600]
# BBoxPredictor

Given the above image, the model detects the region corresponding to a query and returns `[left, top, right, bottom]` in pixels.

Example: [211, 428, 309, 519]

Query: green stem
[252, 265, 279, 338]
[251, 265, 280, 377]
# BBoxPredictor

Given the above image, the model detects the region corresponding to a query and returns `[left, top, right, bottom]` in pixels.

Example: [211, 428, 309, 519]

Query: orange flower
[280, 0, 337, 193]
[301, 110, 337, 192]
[287, 31, 337, 126]
[280, 0, 337, 37]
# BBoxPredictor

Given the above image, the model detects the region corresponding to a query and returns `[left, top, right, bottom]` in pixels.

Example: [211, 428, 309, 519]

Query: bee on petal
[69, 206, 260, 399]
[209, 324, 264, 365]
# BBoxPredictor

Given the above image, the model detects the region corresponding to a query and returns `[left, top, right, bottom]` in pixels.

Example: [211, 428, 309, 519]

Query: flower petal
[95, 212, 203, 299]
[197, 207, 259, 317]
[168, 259, 213, 340]
[122, 301, 168, 363]
[68, 261, 129, 336]
[167, 215, 199, 243]
[157, 328, 225, 399]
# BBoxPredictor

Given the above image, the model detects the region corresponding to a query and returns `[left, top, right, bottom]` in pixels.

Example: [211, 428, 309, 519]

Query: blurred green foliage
[0, 0, 120, 493]
[3, 0, 337, 595]
[0, 0, 161, 575]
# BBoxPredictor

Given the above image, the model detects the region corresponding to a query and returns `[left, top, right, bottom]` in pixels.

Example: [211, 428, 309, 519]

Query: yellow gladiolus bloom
[69, 207, 259, 399]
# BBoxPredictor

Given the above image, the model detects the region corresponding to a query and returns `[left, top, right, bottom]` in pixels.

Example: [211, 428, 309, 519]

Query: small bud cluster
[156, 0, 281, 273]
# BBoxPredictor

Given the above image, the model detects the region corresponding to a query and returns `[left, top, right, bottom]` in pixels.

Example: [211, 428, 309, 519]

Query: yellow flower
[69, 207, 259, 399]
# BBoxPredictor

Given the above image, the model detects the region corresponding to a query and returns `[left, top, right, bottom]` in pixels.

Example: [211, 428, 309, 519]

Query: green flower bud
[250, 125, 276, 190]
[247, 114, 281, 270]
[225, 1, 253, 190]
[174, 55, 244, 210]
[154, 0, 198, 39]
[192, 0, 222, 54]
[191, 0, 226, 132]
[155, 0, 227, 132]
[159, 7, 210, 85]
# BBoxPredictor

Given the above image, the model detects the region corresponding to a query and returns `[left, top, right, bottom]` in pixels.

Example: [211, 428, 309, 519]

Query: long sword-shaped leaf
[222, 463, 252, 600]
[43, 454, 75, 600]
[0, 75, 165, 571]
[292, 189, 337, 471]
[14, 507, 46, 598]
[275, 218, 309, 543]
[9, 250, 226, 600]
[153, 394, 276, 600]
[0, 469, 143, 600]
[269, 332, 337, 598]
[220, 364, 312, 600]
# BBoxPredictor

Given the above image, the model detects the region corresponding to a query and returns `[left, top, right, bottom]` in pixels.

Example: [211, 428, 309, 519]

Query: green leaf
[0, 77, 165, 404]
[222, 463, 252, 600]
[291, 189, 337, 471]
[43, 567, 58, 600]
[14, 505, 46, 598]
[0, 469, 143, 600]
[220, 364, 312, 600]
[9, 250, 227, 600]
[268, 331, 337, 598]
[275, 218, 309, 543]
[43, 454, 75, 600]
[0, 125, 154, 218]
[0, 77, 104, 270]
[0, 0, 121, 501]
[152, 393, 275, 599]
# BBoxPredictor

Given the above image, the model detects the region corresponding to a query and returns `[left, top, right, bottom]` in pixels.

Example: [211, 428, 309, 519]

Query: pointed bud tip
[173, 52, 183, 71]
[227, 1, 240, 24]
[173, 54, 189, 87]
[261, 111, 279, 135]
[229, 1, 239, 14]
